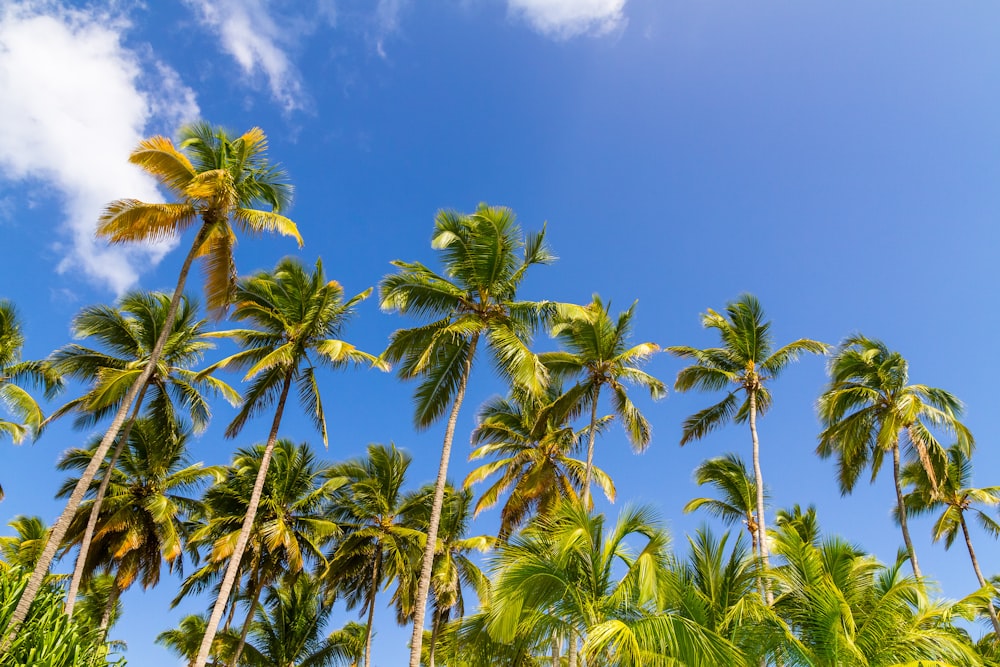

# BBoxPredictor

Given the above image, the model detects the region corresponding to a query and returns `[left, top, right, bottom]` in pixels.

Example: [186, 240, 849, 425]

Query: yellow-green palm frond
[128, 134, 196, 192]
[97, 200, 198, 244]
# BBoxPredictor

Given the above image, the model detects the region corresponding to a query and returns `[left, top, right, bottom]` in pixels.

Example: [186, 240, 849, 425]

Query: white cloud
[0, 1, 199, 294]
[508, 0, 627, 39]
[185, 0, 305, 112]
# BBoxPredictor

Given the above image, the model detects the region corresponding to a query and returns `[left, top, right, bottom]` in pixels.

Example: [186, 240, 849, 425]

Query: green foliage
[0, 568, 124, 667]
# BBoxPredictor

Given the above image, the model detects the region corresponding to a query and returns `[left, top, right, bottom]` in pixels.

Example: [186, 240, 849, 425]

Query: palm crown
[98, 123, 300, 315]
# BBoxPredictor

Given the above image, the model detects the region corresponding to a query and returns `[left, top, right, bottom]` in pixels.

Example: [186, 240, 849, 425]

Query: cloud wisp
[508, 0, 627, 39]
[0, 1, 199, 294]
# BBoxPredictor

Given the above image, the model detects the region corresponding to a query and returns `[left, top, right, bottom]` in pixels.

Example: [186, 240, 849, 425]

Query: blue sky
[1, 1, 999, 664]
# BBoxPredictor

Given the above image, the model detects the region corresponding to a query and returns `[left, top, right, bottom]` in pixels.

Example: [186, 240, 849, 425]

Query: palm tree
[464, 385, 613, 539]
[0, 516, 50, 571]
[192, 257, 385, 667]
[683, 454, 764, 557]
[541, 295, 665, 505]
[182, 438, 344, 667]
[322, 443, 428, 667]
[379, 204, 554, 667]
[485, 503, 744, 666]
[668, 293, 828, 600]
[817, 335, 972, 578]
[400, 487, 491, 667]
[239, 573, 362, 667]
[158, 614, 239, 666]
[11, 123, 297, 640]
[769, 520, 980, 666]
[56, 417, 219, 631]
[49, 290, 237, 617]
[673, 527, 771, 664]
[901, 444, 1000, 635]
[0, 299, 62, 500]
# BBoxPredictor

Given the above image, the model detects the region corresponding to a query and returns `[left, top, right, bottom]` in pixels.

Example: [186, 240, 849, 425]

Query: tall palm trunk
[230, 557, 265, 667]
[960, 514, 1000, 635]
[748, 391, 772, 605]
[567, 633, 577, 667]
[552, 631, 561, 666]
[364, 549, 382, 667]
[408, 335, 478, 667]
[428, 609, 441, 667]
[194, 370, 294, 667]
[65, 384, 148, 618]
[581, 389, 600, 507]
[5, 224, 210, 647]
[99, 582, 120, 634]
[892, 444, 921, 579]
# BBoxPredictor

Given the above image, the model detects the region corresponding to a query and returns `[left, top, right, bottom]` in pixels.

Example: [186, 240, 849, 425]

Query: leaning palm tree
[0, 299, 62, 500]
[322, 443, 429, 667]
[541, 294, 665, 505]
[11, 123, 298, 640]
[191, 257, 385, 667]
[901, 443, 1000, 635]
[379, 204, 554, 667]
[183, 438, 344, 667]
[817, 335, 973, 578]
[57, 417, 219, 632]
[668, 294, 828, 601]
[464, 384, 613, 539]
[49, 290, 237, 618]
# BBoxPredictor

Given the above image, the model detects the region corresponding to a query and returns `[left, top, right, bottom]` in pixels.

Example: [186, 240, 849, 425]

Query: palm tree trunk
[99, 581, 121, 633]
[567, 633, 577, 667]
[364, 549, 381, 667]
[194, 369, 294, 667]
[960, 514, 1000, 636]
[230, 557, 265, 667]
[408, 334, 479, 667]
[748, 390, 772, 605]
[428, 609, 440, 667]
[4, 224, 210, 649]
[551, 631, 561, 667]
[65, 384, 148, 618]
[581, 389, 600, 507]
[892, 444, 921, 579]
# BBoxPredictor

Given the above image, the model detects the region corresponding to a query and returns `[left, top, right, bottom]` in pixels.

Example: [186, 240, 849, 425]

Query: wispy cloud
[184, 0, 309, 112]
[0, 1, 199, 294]
[508, 0, 627, 39]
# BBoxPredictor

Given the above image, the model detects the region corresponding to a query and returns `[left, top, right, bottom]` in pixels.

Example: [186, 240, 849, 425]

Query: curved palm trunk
[194, 370, 294, 667]
[748, 391, 772, 605]
[960, 514, 1000, 636]
[581, 389, 600, 507]
[4, 225, 210, 647]
[230, 557, 265, 667]
[364, 549, 382, 667]
[65, 384, 148, 618]
[892, 444, 921, 579]
[408, 335, 478, 667]
[428, 609, 440, 667]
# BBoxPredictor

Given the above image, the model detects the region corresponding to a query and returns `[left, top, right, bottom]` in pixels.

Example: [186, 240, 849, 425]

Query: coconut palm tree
[49, 290, 237, 617]
[817, 335, 972, 578]
[322, 443, 429, 667]
[464, 384, 613, 539]
[56, 417, 220, 632]
[191, 257, 385, 667]
[379, 204, 554, 667]
[157, 614, 239, 666]
[485, 502, 744, 666]
[0, 299, 62, 500]
[11, 123, 297, 640]
[901, 443, 1000, 635]
[540, 294, 665, 505]
[0, 516, 50, 571]
[239, 573, 362, 667]
[668, 293, 828, 600]
[683, 454, 764, 557]
[770, 520, 980, 666]
[179, 438, 344, 667]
